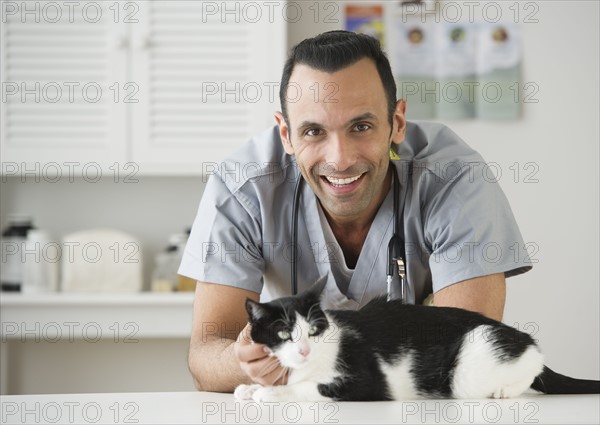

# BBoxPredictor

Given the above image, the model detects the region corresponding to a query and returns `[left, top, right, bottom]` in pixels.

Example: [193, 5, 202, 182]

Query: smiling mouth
[322, 173, 364, 188]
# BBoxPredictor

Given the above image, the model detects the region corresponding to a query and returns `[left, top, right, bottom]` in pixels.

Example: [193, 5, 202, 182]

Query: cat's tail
[531, 366, 600, 394]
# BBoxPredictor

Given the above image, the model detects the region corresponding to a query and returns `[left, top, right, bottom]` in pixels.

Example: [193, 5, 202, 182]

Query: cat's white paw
[491, 380, 531, 399]
[234, 384, 263, 400]
[251, 386, 290, 403]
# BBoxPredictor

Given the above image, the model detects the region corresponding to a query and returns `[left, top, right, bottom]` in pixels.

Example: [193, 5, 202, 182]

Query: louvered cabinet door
[0, 1, 128, 172]
[130, 1, 285, 174]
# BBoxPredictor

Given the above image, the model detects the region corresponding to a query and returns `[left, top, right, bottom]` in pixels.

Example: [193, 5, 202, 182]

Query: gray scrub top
[179, 121, 532, 310]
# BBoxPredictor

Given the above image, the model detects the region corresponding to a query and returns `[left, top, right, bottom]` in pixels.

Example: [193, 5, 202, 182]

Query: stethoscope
[290, 163, 409, 302]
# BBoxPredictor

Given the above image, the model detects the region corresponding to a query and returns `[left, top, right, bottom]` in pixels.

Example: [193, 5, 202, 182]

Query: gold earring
[389, 147, 400, 161]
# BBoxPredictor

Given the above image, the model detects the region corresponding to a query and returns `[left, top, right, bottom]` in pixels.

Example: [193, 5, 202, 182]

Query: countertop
[0, 391, 598, 424]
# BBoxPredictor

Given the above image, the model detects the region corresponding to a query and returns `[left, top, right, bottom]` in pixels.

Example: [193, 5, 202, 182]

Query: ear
[245, 298, 268, 322]
[274, 111, 295, 156]
[305, 275, 328, 300]
[391, 99, 407, 146]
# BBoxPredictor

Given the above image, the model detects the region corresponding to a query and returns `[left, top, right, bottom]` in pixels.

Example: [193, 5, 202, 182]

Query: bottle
[1, 214, 35, 292]
[175, 230, 196, 292]
[150, 232, 196, 292]
[151, 251, 177, 292]
[22, 229, 59, 294]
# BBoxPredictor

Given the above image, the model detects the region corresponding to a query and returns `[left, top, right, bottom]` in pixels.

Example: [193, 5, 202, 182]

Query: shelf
[0, 292, 195, 306]
[0, 292, 196, 339]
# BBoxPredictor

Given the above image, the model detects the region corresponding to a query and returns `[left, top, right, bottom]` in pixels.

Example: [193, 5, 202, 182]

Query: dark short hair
[279, 30, 397, 127]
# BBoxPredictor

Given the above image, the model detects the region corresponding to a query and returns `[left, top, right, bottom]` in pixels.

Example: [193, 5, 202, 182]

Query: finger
[241, 356, 275, 379]
[234, 323, 269, 363]
[260, 363, 289, 386]
[271, 366, 289, 385]
[236, 323, 253, 346]
[251, 356, 280, 377]
[236, 341, 269, 363]
[244, 356, 287, 385]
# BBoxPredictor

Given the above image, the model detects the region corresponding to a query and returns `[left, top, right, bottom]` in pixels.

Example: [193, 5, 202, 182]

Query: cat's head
[245, 278, 329, 369]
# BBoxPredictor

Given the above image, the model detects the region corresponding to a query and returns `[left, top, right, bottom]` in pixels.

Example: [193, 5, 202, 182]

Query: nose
[324, 133, 354, 173]
[298, 346, 311, 357]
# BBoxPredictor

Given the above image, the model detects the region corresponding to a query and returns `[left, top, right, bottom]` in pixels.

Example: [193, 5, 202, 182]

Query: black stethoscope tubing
[291, 174, 304, 296]
[290, 164, 408, 298]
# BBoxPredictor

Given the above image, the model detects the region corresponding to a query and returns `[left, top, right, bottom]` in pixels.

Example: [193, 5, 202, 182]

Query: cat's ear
[306, 275, 328, 299]
[245, 298, 268, 322]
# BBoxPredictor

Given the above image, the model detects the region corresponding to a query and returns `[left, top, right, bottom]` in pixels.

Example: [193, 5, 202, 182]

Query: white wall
[449, 2, 600, 380]
[2, 0, 598, 394]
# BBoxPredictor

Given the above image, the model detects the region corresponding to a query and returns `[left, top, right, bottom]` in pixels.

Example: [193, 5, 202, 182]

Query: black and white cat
[234, 280, 600, 402]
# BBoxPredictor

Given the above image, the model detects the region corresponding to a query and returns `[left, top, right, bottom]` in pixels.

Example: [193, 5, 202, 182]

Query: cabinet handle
[116, 36, 130, 50]
[135, 35, 152, 50]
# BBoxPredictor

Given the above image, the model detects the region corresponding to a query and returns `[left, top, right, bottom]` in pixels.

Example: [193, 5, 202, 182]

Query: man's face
[275, 58, 406, 224]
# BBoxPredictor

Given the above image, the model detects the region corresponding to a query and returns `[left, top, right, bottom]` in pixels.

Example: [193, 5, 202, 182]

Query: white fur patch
[378, 352, 419, 400]
[274, 313, 343, 386]
[452, 325, 545, 398]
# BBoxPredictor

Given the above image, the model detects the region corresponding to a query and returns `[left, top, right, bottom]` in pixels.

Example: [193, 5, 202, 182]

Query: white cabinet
[1, 1, 286, 175]
[0, 2, 128, 168]
[131, 1, 285, 173]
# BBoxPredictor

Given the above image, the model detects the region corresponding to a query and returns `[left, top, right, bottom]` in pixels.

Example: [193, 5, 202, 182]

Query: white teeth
[325, 174, 362, 186]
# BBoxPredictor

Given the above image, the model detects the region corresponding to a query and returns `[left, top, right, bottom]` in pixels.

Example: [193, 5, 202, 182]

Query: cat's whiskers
[276, 366, 290, 385]
[272, 318, 289, 327]
[310, 317, 328, 326]
[306, 302, 321, 323]
[277, 301, 293, 327]
[254, 356, 290, 386]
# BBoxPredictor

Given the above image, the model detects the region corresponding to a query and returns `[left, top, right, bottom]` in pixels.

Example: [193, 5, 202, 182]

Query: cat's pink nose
[299, 347, 311, 357]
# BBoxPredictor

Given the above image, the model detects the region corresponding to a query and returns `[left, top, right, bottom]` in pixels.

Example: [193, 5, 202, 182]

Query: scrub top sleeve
[423, 162, 532, 293]
[178, 174, 265, 294]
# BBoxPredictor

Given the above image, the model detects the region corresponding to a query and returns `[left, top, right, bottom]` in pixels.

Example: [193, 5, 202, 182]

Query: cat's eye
[277, 330, 291, 340]
[308, 325, 319, 336]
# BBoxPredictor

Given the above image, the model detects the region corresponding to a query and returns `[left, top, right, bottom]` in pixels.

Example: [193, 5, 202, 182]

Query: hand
[234, 323, 288, 386]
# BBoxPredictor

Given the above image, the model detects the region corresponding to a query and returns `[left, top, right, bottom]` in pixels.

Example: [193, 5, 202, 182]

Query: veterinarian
[180, 31, 532, 392]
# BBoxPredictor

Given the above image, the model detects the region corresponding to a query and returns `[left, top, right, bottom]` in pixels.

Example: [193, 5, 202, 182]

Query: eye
[277, 330, 291, 340]
[308, 325, 319, 336]
[352, 123, 371, 132]
[304, 128, 323, 137]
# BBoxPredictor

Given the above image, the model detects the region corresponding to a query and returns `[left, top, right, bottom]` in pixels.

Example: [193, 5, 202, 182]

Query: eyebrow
[296, 112, 380, 135]
[348, 112, 379, 125]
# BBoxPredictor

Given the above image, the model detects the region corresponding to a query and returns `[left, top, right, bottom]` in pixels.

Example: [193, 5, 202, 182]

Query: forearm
[188, 336, 252, 393]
